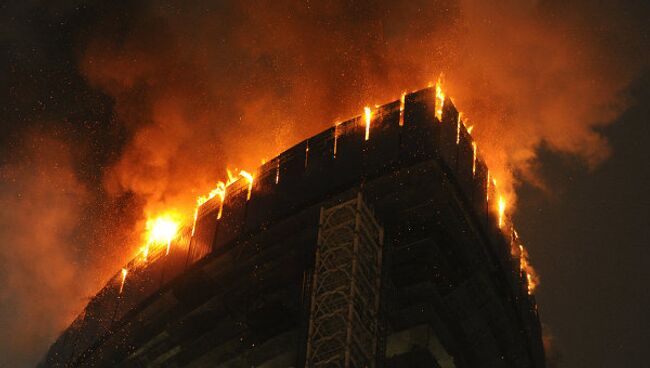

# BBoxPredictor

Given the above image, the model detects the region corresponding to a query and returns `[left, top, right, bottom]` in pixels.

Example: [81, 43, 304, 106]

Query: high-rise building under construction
[42, 86, 545, 367]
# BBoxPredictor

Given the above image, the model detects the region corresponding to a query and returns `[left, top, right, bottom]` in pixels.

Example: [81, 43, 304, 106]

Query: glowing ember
[467, 125, 474, 134]
[364, 106, 372, 141]
[435, 76, 445, 121]
[498, 196, 506, 228]
[119, 268, 128, 294]
[275, 160, 280, 184]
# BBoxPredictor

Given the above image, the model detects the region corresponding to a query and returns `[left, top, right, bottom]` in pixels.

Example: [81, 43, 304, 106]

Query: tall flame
[364, 106, 372, 141]
[239, 169, 254, 200]
[119, 268, 128, 294]
[519, 244, 539, 294]
[333, 122, 340, 158]
[498, 196, 506, 228]
[472, 142, 477, 176]
[435, 76, 445, 121]
[399, 92, 406, 127]
[456, 113, 462, 144]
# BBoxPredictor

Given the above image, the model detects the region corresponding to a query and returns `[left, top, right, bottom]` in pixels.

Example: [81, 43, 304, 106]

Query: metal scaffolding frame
[306, 193, 384, 368]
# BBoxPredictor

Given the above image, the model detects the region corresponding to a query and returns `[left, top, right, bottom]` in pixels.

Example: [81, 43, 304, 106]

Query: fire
[518, 244, 539, 294]
[239, 169, 254, 200]
[113, 84, 540, 300]
[146, 213, 180, 256]
[498, 196, 506, 228]
[399, 92, 406, 126]
[119, 268, 128, 294]
[456, 113, 462, 144]
[435, 76, 445, 121]
[364, 106, 372, 141]
[486, 170, 490, 202]
[333, 122, 340, 158]
[196, 182, 226, 207]
[472, 142, 477, 175]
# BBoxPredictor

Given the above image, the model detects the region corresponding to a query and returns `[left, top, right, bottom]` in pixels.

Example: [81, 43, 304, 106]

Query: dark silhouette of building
[41, 86, 545, 367]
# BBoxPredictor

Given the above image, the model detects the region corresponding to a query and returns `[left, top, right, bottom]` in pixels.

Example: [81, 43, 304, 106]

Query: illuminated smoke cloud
[0, 131, 94, 367]
[82, 0, 640, 223]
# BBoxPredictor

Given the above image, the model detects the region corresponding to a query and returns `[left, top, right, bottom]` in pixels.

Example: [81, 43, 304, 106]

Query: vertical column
[306, 193, 384, 368]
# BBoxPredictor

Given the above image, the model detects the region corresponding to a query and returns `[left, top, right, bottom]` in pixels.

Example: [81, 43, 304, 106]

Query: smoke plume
[82, 0, 641, 222]
[0, 130, 94, 367]
[3, 0, 644, 366]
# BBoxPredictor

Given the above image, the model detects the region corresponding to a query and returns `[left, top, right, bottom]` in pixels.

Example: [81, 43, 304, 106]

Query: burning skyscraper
[41, 85, 544, 367]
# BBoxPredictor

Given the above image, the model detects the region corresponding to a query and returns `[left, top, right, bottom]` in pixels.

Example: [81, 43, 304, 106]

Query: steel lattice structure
[306, 194, 384, 368]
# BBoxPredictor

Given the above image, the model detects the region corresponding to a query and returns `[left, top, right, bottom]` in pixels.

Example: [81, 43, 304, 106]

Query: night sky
[1, 1, 648, 367]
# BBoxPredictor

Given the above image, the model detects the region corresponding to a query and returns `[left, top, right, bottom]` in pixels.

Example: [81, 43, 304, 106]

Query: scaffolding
[306, 194, 384, 368]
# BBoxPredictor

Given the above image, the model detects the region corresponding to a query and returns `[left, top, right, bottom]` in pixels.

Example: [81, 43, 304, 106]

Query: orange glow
[498, 196, 506, 228]
[486, 170, 490, 202]
[146, 213, 180, 256]
[119, 268, 128, 294]
[112, 85, 539, 299]
[472, 142, 477, 175]
[196, 182, 226, 207]
[239, 169, 254, 200]
[435, 76, 445, 121]
[518, 243, 539, 294]
[191, 207, 199, 236]
[226, 168, 238, 186]
[364, 106, 372, 141]
[333, 123, 340, 158]
[141, 244, 149, 262]
[399, 92, 406, 126]
[456, 113, 462, 144]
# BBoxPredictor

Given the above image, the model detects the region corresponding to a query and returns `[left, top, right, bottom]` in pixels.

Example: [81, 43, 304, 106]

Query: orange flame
[364, 106, 372, 141]
[498, 196, 506, 228]
[239, 169, 254, 200]
[119, 268, 128, 294]
[333, 123, 339, 158]
[197, 181, 226, 208]
[435, 76, 445, 121]
[472, 142, 477, 175]
[486, 170, 491, 202]
[146, 213, 180, 256]
[399, 92, 406, 127]
[518, 243, 539, 294]
[456, 113, 462, 144]
[467, 125, 474, 134]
